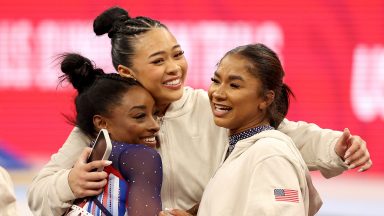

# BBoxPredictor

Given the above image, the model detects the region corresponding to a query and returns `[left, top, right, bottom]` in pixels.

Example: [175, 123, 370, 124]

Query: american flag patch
[274, 189, 299, 203]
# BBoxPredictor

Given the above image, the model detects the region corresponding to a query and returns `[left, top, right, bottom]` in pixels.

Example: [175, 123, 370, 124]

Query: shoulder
[184, 86, 209, 102]
[113, 143, 159, 157]
[247, 130, 299, 160]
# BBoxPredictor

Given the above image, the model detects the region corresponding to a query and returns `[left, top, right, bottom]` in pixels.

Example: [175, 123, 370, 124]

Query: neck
[229, 120, 270, 136]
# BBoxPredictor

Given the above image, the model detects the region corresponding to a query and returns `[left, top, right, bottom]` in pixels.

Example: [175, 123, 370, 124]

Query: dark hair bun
[93, 6, 130, 36]
[60, 53, 104, 93]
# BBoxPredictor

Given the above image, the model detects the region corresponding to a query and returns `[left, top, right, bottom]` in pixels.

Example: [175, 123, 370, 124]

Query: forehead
[217, 54, 253, 77]
[118, 86, 154, 107]
[133, 28, 179, 56]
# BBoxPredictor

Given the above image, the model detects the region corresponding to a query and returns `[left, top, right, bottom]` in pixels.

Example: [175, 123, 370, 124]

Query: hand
[159, 209, 192, 216]
[334, 128, 372, 172]
[68, 147, 112, 198]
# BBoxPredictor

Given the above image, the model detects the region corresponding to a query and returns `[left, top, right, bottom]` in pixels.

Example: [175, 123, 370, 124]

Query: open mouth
[163, 78, 182, 89]
[212, 103, 232, 116]
[141, 136, 157, 147]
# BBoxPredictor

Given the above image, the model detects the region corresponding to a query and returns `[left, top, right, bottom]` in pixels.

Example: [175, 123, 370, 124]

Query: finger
[85, 160, 112, 172]
[348, 153, 370, 169]
[339, 128, 351, 147]
[358, 159, 373, 172]
[78, 188, 104, 198]
[345, 136, 365, 159]
[84, 170, 109, 181]
[81, 178, 108, 190]
[334, 128, 351, 158]
[78, 147, 93, 164]
[170, 209, 192, 216]
[344, 147, 365, 165]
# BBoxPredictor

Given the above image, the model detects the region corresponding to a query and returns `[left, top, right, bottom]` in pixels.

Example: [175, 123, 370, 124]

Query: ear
[259, 90, 275, 111]
[93, 115, 108, 131]
[118, 64, 136, 79]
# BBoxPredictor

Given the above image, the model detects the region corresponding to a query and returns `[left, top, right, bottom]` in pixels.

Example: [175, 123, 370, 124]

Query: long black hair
[59, 53, 141, 137]
[221, 43, 295, 128]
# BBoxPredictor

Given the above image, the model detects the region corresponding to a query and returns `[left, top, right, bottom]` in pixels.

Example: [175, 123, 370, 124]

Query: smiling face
[124, 28, 188, 111]
[102, 86, 160, 148]
[208, 54, 272, 135]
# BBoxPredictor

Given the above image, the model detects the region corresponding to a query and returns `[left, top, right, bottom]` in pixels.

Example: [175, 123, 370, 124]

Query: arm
[278, 119, 371, 178]
[27, 127, 109, 215]
[0, 166, 18, 216]
[117, 144, 163, 216]
[245, 156, 309, 216]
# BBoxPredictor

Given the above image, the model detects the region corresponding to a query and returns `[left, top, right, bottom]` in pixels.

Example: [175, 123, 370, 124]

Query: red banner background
[0, 0, 383, 173]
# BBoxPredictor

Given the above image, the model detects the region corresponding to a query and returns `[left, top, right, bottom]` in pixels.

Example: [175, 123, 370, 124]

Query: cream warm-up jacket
[27, 87, 347, 215]
[198, 130, 323, 216]
[0, 166, 18, 216]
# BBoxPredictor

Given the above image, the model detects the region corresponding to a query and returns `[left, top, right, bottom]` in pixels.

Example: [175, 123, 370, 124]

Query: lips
[163, 78, 182, 89]
[212, 103, 232, 117]
[163, 78, 181, 85]
[141, 135, 157, 147]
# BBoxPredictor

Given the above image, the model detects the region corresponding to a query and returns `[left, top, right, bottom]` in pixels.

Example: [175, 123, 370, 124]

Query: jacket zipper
[157, 117, 175, 208]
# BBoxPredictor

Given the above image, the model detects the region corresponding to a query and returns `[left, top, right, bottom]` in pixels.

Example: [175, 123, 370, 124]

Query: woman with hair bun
[28, 6, 371, 215]
[48, 53, 163, 216]
[197, 43, 321, 216]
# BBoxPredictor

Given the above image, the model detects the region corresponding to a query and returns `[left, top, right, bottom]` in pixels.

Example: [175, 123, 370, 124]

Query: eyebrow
[129, 105, 146, 111]
[148, 45, 181, 58]
[214, 71, 245, 81]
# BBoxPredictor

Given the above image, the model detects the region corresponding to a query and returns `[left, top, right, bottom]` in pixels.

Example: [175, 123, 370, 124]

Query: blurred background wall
[0, 0, 383, 215]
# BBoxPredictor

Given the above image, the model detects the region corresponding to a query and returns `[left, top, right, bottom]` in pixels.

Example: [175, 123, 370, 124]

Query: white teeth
[143, 137, 156, 142]
[215, 104, 231, 111]
[164, 79, 181, 86]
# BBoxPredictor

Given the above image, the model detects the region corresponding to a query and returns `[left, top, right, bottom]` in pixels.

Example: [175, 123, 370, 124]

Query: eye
[174, 50, 184, 58]
[230, 83, 240, 89]
[151, 58, 165, 65]
[152, 110, 160, 120]
[133, 113, 146, 119]
[211, 77, 219, 84]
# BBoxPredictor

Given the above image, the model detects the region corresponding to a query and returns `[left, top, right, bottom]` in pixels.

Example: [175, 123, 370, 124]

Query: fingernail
[349, 164, 356, 169]
[345, 152, 350, 158]
[345, 159, 350, 165]
[358, 168, 365, 172]
[104, 160, 112, 166]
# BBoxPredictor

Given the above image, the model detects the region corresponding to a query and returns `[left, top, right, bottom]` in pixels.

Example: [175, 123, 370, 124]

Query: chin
[167, 89, 184, 101]
[213, 118, 231, 129]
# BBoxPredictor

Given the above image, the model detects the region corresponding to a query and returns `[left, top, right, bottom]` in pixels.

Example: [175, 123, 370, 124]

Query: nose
[166, 59, 182, 75]
[148, 116, 160, 133]
[211, 84, 226, 100]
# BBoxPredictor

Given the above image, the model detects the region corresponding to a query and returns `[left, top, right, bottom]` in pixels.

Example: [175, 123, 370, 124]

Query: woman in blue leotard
[60, 53, 162, 216]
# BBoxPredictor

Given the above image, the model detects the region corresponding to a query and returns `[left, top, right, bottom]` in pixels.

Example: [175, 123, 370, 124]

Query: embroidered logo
[274, 189, 299, 203]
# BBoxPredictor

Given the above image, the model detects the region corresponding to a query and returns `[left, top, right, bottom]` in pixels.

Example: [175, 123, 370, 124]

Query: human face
[129, 28, 188, 110]
[104, 86, 160, 148]
[208, 54, 270, 135]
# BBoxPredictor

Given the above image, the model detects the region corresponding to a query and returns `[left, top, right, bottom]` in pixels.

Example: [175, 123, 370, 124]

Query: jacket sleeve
[0, 166, 18, 216]
[278, 119, 348, 178]
[244, 156, 307, 216]
[27, 127, 91, 216]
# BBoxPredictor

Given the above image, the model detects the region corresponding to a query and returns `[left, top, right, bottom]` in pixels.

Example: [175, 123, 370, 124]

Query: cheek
[181, 59, 188, 74]
[207, 87, 214, 100]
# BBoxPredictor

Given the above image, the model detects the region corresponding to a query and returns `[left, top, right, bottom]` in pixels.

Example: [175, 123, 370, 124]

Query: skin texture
[69, 87, 160, 198]
[69, 27, 371, 211]
[93, 86, 160, 148]
[68, 148, 111, 198]
[118, 28, 188, 115]
[208, 54, 274, 135]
